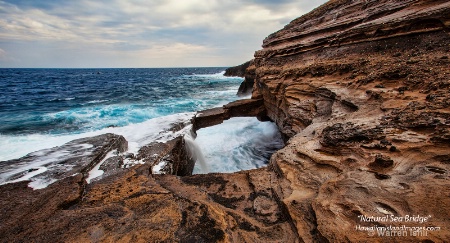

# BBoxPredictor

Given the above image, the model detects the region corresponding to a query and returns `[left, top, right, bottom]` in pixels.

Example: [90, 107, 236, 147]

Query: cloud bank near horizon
[0, 0, 327, 68]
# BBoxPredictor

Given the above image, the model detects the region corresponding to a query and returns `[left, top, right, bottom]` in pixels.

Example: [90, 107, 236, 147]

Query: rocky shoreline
[1, 0, 450, 242]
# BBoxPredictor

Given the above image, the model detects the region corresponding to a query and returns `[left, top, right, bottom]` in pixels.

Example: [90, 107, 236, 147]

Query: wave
[182, 71, 244, 81]
[0, 68, 283, 185]
[0, 112, 195, 162]
[186, 71, 226, 78]
[0, 114, 284, 190]
[193, 117, 284, 174]
[48, 97, 76, 102]
[85, 99, 108, 104]
[36, 94, 244, 134]
[38, 104, 183, 133]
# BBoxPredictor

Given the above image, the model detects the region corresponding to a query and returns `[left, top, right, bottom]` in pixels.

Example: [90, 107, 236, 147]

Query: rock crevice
[1, 0, 450, 242]
[250, 0, 450, 242]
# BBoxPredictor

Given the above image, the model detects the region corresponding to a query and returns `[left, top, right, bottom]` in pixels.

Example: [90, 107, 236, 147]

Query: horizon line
[0, 66, 232, 69]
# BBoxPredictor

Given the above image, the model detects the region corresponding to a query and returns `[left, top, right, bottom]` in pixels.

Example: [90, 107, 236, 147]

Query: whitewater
[0, 68, 284, 187]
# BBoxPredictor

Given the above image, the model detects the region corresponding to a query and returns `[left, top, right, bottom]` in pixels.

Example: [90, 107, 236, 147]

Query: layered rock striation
[1, 0, 449, 242]
[251, 0, 450, 241]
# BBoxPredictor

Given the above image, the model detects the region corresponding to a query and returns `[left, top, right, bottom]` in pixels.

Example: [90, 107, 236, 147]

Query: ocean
[0, 68, 284, 182]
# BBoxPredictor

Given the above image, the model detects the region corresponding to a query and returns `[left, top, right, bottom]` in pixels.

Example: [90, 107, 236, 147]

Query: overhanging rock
[192, 99, 267, 132]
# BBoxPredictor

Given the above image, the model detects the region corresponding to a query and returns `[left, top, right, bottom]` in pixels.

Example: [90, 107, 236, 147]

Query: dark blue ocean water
[0, 68, 283, 179]
[0, 68, 240, 135]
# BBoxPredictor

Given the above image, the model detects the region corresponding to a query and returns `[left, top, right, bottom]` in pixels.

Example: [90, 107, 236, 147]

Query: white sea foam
[0, 150, 71, 184]
[86, 149, 117, 183]
[0, 134, 75, 162]
[0, 141, 98, 188]
[0, 112, 195, 162]
[185, 71, 244, 81]
[185, 71, 226, 78]
[1, 113, 283, 176]
[184, 130, 209, 173]
[152, 160, 167, 174]
[48, 97, 75, 102]
[7, 166, 48, 184]
[0, 112, 196, 188]
[85, 99, 108, 104]
[193, 117, 284, 174]
[28, 177, 58, 190]
[0, 113, 285, 189]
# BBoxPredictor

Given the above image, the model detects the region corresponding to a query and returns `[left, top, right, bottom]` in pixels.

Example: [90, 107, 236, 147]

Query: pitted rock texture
[1, 0, 450, 242]
[0, 165, 299, 242]
[252, 0, 450, 242]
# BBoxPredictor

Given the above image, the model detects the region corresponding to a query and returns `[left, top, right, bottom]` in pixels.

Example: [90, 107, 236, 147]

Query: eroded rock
[251, 0, 450, 242]
[225, 60, 256, 96]
[193, 98, 266, 131]
[0, 133, 127, 189]
[224, 60, 252, 78]
[137, 136, 195, 176]
[1, 0, 450, 242]
[369, 154, 394, 169]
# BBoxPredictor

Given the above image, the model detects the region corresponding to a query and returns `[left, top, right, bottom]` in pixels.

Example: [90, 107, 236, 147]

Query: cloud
[0, 47, 21, 64]
[0, 0, 328, 67]
[0, 48, 6, 59]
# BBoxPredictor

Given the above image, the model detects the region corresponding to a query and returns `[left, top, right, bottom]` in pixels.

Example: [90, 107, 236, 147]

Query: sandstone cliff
[1, 0, 449, 242]
[251, 0, 450, 241]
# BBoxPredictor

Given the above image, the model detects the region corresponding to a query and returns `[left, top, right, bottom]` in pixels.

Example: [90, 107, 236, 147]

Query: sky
[0, 0, 327, 68]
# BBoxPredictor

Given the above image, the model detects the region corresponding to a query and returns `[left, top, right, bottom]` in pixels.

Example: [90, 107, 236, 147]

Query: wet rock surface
[0, 133, 127, 188]
[1, 0, 450, 242]
[137, 136, 195, 176]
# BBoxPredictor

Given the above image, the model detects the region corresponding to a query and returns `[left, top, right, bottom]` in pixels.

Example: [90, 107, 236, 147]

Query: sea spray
[0, 68, 243, 138]
[194, 117, 284, 173]
[0, 68, 284, 178]
[184, 129, 209, 173]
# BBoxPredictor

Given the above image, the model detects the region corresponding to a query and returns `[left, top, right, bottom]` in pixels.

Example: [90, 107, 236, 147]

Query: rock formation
[225, 60, 257, 96]
[224, 60, 252, 78]
[0, 133, 128, 188]
[192, 98, 267, 131]
[136, 136, 195, 176]
[1, 0, 449, 242]
[251, 0, 450, 241]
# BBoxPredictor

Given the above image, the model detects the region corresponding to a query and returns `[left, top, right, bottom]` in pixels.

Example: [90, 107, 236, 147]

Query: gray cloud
[0, 0, 328, 68]
[1, 0, 60, 10]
